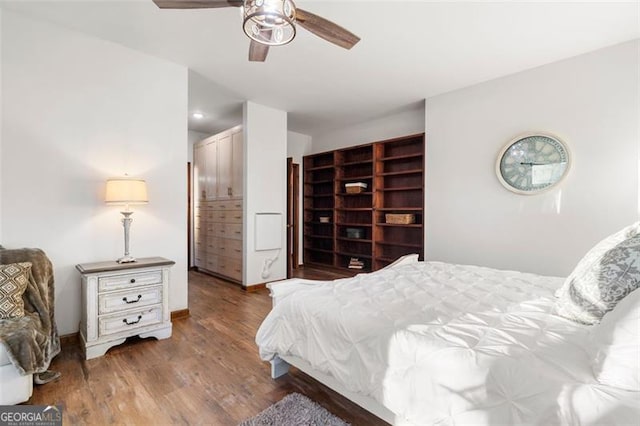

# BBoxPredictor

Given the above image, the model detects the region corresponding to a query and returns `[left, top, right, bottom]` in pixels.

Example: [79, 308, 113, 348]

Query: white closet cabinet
[194, 125, 244, 283]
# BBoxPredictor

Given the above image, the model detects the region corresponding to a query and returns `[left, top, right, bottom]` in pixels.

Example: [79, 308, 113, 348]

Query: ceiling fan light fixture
[243, 0, 296, 46]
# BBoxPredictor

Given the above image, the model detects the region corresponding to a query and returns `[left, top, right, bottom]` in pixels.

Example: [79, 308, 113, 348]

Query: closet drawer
[205, 256, 219, 272]
[218, 211, 242, 224]
[219, 257, 242, 281]
[98, 286, 163, 314]
[217, 223, 242, 240]
[219, 239, 242, 259]
[99, 306, 162, 337]
[205, 237, 221, 254]
[211, 200, 243, 211]
[98, 270, 163, 293]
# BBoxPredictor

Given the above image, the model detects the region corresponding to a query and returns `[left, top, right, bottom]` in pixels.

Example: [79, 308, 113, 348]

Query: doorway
[287, 158, 300, 278]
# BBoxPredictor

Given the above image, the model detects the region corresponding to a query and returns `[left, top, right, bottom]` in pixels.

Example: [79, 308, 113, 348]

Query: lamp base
[117, 255, 137, 264]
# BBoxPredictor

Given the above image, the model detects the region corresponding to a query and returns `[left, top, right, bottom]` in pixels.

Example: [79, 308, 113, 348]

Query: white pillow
[588, 288, 640, 391]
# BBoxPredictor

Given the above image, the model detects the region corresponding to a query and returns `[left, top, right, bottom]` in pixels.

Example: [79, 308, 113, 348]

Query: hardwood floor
[29, 268, 387, 425]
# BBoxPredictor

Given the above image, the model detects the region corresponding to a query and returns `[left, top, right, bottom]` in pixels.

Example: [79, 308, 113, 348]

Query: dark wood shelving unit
[303, 133, 424, 273]
[373, 134, 425, 270]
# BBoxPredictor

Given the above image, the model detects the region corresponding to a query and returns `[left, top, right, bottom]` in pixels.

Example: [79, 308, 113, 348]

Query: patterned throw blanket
[0, 248, 60, 375]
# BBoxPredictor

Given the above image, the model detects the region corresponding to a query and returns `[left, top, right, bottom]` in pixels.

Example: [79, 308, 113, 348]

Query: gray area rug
[239, 392, 350, 426]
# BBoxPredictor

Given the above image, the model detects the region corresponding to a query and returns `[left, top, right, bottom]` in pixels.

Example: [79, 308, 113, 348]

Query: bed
[256, 255, 640, 425]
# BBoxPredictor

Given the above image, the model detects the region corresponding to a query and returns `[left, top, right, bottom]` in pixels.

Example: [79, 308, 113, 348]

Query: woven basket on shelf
[345, 186, 365, 193]
[385, 214, 415, 224]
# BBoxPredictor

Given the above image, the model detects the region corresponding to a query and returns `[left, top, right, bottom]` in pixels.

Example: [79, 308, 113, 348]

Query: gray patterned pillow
[0, 262, 31, 319]
[556, 230, 640, 325]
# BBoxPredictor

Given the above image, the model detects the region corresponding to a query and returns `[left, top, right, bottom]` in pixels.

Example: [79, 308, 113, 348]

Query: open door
[287, 158, 300, 278]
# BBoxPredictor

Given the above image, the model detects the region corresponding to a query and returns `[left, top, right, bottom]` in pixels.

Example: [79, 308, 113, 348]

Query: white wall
[243, 101, 287, 286]
[1, 11, 189, 334]
[287, 131, 312, 266]
[311, 102, 425, 153]
[425, 40, 640, 277]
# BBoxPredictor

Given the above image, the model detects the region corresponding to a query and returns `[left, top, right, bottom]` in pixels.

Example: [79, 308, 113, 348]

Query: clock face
[497, 134, 570, 194]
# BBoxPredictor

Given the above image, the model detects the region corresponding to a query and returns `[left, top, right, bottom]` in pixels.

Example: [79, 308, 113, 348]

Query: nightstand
[76, 257, 175, 360]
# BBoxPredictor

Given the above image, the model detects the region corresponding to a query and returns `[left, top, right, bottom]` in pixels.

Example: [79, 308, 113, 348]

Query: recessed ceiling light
[192, 112, 204, 119]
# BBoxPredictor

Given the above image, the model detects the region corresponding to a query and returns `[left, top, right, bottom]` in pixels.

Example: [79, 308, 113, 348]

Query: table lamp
[105, 177, 148, 263]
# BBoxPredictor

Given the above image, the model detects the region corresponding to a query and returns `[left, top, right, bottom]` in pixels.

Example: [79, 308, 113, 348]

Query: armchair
[0, 247, 60, 404]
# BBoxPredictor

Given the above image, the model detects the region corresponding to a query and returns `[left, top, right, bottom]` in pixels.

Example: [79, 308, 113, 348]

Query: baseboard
[60, 332, 80, 348]
[244, 283, 266, 292]
[171, 309, 190, 320]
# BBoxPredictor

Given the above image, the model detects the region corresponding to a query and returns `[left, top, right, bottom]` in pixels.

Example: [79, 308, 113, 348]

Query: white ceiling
[2, 1, 639, 136]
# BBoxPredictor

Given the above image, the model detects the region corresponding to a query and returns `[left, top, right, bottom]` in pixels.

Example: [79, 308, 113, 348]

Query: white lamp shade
[105, 178, 148, 205]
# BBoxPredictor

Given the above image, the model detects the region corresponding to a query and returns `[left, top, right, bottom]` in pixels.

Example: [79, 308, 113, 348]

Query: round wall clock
[496, 133, 570, 195]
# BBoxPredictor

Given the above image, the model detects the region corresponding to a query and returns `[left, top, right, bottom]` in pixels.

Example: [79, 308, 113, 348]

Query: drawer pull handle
[130, 278, 136, 284]
[123, 315, 142, 326]
[235, 231, 241, 234]
[235, 249, 241, 252]
[123, 295, 142, 304]
[220, 215, 226, 219]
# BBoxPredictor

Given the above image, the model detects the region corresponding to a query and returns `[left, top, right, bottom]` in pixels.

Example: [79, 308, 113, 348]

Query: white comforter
[256, 261, 640, 425]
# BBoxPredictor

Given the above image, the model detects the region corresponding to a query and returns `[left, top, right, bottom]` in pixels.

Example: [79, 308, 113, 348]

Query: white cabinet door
[194, 143, 207, 203]
[204, 140, 217, 200]
[231, 130, 243, 198]
[217, 134, 232, 199]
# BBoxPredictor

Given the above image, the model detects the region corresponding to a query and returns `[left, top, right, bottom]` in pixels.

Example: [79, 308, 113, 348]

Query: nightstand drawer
[98, 270, 163, 292]
[98, 286, 163, 314]
[99, 305, 162, 337]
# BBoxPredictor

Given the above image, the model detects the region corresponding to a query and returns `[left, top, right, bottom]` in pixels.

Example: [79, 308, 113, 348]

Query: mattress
[256, 261, 640, 425]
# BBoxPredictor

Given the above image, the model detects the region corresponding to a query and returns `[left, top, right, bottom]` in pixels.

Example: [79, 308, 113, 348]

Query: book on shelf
[348, 257, 365, 269]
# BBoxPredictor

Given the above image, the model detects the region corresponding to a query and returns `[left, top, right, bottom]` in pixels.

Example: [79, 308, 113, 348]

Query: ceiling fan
[152, 0, 360, 62]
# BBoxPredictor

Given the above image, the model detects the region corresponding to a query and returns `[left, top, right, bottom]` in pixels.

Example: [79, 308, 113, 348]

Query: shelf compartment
[376, 244, 421, 263]
[336, 144, 373, 165]
[376, 223, 423, 228]
[305, 152, 335, 169]
[305, 193, 334, 198]
[336, 251, 372, 259]
[376, 207, 423, 211]
[336, 175, 373, 181]
[340, 159, 373, 166]
[337, 191, 373, 196]
[337, 237, 373, 243]
[375, 241, 422, 249]
[306, 164, 335, 171]
[378, 153, 423, 162]
[376, 225, 422, 247]
[306, 179, 334, 184]
[306, 234, 334, 240]
[304, 247, 334, 254]
[376, 170, 422, 177]
[336, 222, 373, 227]
[378, 186, 422, 192]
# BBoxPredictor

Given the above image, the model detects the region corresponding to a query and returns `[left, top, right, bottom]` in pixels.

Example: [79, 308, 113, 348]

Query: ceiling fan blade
[249, 41, 270, 62]
[152, 0, 241, 9]
[296, 8, 360, 50]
